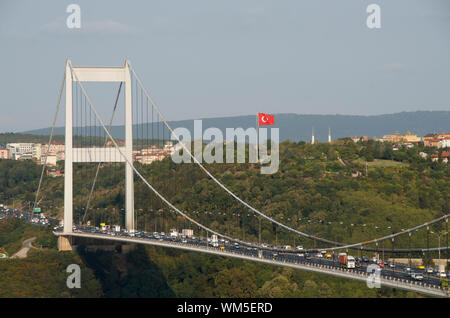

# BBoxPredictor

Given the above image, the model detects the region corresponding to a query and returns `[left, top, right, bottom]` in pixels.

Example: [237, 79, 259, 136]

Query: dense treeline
[77, 245, 418, 298]
[0, 218, 101, 297]
[2, 140, 449, 252]
[142, 245, 419, 298]
[0, 159, 41, 209]
[0, 133, 65, 145]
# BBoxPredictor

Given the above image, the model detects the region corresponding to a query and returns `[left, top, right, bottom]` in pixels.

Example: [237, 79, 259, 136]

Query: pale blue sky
[0, 0, 449, 132]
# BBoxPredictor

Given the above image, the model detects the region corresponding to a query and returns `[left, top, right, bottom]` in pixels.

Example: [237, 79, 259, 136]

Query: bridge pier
[57, 235, 137, 254]
[57, 236, 73, 251]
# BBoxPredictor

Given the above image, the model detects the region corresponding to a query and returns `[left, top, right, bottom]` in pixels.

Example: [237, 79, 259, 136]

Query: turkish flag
[258, 113, 275, 126]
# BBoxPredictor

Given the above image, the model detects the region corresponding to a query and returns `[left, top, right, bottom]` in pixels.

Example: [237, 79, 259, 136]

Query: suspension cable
[68, 61, 450, 254]
[128, 61, 450, 250]
[69, 62, 260, 248]
[128, 62, 344, 246]
[33, 70, 65, 213]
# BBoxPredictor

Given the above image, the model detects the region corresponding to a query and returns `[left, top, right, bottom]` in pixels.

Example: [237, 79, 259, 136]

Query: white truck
[211, 234, 219, 247]
[339, 253, 356, 269]
[169, 228, 179, 238]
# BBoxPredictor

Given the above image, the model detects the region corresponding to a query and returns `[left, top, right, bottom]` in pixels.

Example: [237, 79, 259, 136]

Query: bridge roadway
[55, 230, 449, 298]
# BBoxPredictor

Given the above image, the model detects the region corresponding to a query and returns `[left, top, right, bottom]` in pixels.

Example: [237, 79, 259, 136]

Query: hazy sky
[0, 0, 449, 132]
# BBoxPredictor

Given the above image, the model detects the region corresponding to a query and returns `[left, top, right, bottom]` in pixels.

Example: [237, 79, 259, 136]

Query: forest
[0, 138, 449, 297]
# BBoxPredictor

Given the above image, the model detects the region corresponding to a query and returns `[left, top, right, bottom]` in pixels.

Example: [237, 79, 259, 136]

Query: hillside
[23, 111, 450, 143]
[0, 218, 103, 297]
[0, 218, 418, 298]
[1, 139, 448, 298]
[3, 139, 449, 251]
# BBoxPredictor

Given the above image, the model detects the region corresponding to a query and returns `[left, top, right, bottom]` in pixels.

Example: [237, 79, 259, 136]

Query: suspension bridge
[32, 60, 449, 297]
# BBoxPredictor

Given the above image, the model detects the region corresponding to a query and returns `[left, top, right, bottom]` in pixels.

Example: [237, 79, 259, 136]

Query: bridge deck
[55, 231, 449, 298]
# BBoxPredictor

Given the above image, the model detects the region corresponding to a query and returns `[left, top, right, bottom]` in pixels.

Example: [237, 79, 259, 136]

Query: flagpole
[256, 113, 259, 162]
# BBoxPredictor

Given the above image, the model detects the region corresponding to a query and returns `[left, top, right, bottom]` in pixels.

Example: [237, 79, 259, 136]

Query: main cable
[127, 61, 450, 250]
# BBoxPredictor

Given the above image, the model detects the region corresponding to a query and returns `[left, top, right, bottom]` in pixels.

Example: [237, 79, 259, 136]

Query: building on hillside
[442, 152, 450, 164]
[164, 141, 175, 153]
[438, 137, 450, 149]
[0, 148, 9, 159]
[33, 142, 65, 160]
[431, 152, 450, 163]
[46, 168, 64, 177]
[436, 133, 450, 139]
[6, 143, 34, 159]
[349, 136, 373, 143]
[423, 133, 450, 147]
[106, 140, 125, 147]
[380, 132, 421, 144]
[17, 153, 33, 161]
[133, 142, 175, 165]
[41, 152, 57, 166]
[424, 138, 441, 148]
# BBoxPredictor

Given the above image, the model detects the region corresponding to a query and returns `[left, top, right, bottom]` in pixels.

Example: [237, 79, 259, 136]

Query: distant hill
[23, 111, 450, 142]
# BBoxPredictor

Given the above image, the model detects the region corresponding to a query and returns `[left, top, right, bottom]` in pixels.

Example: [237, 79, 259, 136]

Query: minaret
[328, 127, 331, 143]
[311, 127, 315, 144]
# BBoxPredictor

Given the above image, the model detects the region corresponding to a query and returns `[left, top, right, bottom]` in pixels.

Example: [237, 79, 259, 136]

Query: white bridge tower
[63, 60, 134, 234]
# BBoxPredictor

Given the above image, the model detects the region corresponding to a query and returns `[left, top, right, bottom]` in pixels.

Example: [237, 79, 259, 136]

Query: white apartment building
[6, 143, 34, 159]
[438, 138, 450, 149]
[33, 142, 65, 160]
[41, 153, 58, 166]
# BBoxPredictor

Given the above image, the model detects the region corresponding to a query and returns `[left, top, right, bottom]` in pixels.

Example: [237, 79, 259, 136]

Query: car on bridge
[411, 272, 424, 281]
[416, 265, 425, 270]
[436, 272, 447, 278]
[405, 267, 412, 276]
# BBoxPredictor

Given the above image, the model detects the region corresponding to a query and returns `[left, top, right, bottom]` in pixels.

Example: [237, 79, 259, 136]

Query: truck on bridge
[339, 253, 356, 269]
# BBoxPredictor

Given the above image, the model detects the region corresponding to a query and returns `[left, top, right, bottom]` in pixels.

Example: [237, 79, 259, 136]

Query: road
[1, 206, 448, 297]
[55, 227, 450, 297]
[11, 237, 36, 259]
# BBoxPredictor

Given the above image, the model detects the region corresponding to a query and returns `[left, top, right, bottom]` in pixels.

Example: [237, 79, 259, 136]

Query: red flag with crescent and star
[258, 113, 275, 126]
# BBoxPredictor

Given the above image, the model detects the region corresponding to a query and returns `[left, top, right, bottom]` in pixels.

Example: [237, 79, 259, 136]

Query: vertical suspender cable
[82, 82, 123, 223]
